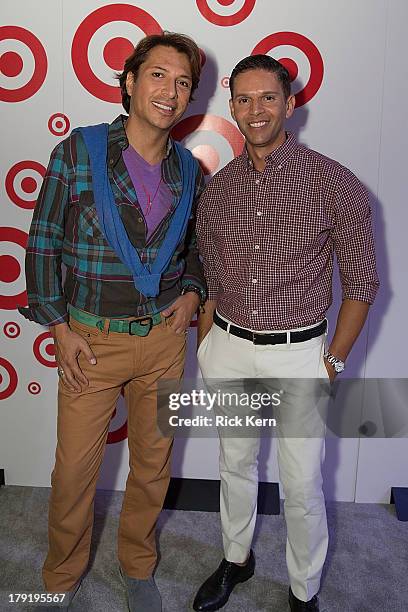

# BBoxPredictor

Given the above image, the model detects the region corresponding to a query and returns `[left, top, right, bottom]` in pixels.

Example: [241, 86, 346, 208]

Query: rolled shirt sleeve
[18, 142, 69, 326]
[332, 168, 380, 304]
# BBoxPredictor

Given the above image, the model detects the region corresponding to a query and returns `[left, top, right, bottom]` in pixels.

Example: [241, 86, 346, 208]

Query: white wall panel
[1, 0, 406, 503]
[355, 0, 408, 502]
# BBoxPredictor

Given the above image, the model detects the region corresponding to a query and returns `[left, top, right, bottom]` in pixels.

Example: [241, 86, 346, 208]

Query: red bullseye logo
[196, 0, 256, 26]
[107, 389, 128, 444]
[71, 4, 162, 103]
[0, 357, 18, 400]
[0, 227, 28, 310]
[28, 381, 41, 395]
[221, 76, 230, 88]
[3, 322, 21, 338]
[48, 113, 70, 136]
[252, 32, 324, 107]
[172, 114, 244, 176]
[33, 331, 57, 368]
[5, 161, 45, 210]
[0, 25, 47, 102]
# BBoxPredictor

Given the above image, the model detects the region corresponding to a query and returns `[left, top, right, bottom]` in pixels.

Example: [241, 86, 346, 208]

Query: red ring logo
[0, 25, 47, 102]
[28, 381, 41, 395]
[221, 76, 230, 89]
[252, 32, 324, 107]
[0, 227, 28, 309]
[33, 331, 57, 368]
[0, 357, 18, 400]
[71, 4, 162, 103]
[196, 0, 256, 27]
[3, 322, 21, 338]
[5, 161, 45, 210]
[172, 114, 244, 176]
[48, 113, 70, 137]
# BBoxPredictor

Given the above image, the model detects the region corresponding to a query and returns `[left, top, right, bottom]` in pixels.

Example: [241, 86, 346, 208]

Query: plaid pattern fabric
[19, 115, 206, 326]
[197, 132, 379, 331]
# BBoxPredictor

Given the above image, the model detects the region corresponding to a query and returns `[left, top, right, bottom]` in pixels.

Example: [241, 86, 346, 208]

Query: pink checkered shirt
[197, 132, 379, 331]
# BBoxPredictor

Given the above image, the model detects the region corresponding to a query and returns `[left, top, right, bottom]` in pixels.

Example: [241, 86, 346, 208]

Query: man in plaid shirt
[19, 32, 206, 611]
[193, 55, 379, 612]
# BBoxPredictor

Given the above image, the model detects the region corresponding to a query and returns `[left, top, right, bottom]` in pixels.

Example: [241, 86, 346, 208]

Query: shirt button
[138, 217, 143, 223]
[252, 309, 258, 315]
[256, 211, 263, 216]
[277, 164, 282, 170]
[255, 179, 260, 185]
[109, 158, 114, 165]
[252, 278, 258, 284]
[254, 244, 260, 250]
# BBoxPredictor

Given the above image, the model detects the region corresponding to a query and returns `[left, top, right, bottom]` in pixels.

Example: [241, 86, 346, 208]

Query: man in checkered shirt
[19, 33, 207, 612]
[193, 55, 379, 612]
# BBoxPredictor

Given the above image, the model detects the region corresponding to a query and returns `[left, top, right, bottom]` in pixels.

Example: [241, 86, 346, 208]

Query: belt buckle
[253, 332, 278, 345]
[129, 316, 153, 337]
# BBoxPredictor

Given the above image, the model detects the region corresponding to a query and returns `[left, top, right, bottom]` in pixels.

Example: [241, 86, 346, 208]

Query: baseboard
[164, 477, 280, 515]
[390, 487, 408, 521]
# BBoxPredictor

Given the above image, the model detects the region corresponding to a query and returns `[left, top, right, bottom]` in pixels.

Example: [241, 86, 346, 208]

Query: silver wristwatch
[324, 352, 345, 374]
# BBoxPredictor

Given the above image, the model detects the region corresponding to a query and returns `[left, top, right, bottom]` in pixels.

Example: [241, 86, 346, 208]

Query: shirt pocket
[78, 191, 105, 241]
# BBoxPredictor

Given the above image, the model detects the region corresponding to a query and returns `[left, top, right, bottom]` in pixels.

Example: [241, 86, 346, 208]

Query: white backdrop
[1, 0, 407, 503]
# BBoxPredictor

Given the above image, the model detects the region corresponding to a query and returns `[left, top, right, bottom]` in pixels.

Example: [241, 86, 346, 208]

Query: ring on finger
[57, 368, 65, 377]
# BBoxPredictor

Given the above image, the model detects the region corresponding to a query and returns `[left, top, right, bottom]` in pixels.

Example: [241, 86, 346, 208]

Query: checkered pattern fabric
[197, 132, 379, 331]
[19, 115, 206, 326]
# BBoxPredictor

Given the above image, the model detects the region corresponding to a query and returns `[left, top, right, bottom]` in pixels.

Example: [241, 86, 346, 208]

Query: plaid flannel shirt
[19, 115, 206, 326]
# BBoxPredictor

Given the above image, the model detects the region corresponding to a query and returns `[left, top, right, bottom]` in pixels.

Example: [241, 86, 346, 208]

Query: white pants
[197, 314, 330, 602]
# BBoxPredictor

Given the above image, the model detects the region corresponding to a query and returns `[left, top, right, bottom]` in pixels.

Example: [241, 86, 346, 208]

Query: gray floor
[0, 486, 407, 611]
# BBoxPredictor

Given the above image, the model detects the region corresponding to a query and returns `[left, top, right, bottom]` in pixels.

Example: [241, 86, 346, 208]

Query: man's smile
[152, 101, 176, 114]
[248, 120, 268, 128]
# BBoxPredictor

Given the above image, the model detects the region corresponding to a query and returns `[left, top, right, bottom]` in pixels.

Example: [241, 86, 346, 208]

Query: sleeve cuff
[181, 276, 207, 296]
[18, 299, 68, 326]
[342, 284, 380, 305]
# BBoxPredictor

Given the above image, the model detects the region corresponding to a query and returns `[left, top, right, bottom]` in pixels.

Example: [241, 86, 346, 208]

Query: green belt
[68, 304, 162, 337]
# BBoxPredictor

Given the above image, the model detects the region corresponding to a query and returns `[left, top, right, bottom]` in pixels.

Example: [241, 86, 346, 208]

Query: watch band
[324, 351, 345, 373]
[181, 284, 206, 307]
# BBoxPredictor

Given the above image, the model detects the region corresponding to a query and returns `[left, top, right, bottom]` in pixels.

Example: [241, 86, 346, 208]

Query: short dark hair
[229, 55, 291, 100]
[117, 31, 202, 113]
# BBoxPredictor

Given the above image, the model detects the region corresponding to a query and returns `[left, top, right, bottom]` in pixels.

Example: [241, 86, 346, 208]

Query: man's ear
[125, 72, 134, 97]
[286, 94, 296, 119]
[229, 98, 236, 122]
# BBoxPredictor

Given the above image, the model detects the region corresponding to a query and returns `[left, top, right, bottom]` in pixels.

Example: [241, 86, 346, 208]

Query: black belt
[213, 312, 327, 345]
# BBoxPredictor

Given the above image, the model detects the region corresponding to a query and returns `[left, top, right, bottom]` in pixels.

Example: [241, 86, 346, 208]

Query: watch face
[334, 361, 345, 373]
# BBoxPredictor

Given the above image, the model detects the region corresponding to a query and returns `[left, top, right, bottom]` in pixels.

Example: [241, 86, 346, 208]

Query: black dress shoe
[289, 587, 319, 611]
[193, 550, 255, 611]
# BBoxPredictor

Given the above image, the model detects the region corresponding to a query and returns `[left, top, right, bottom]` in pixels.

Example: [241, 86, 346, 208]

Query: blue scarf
[76, 123, 197, 298]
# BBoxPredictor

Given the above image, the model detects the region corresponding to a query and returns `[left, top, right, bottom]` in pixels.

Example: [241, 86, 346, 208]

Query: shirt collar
[107, 114, 173, 164]
[242, 131, 298, 172]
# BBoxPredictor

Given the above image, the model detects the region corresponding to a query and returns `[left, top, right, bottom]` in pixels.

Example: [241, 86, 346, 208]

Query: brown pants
[43, 315, 186, 592]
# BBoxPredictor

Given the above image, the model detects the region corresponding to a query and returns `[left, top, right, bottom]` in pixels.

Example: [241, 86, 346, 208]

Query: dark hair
[229, 55, 291, 100]
[117, 31, 202, 113]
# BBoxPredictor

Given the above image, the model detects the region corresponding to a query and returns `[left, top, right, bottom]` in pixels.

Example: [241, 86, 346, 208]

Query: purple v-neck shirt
[123, 144, 173, 239]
